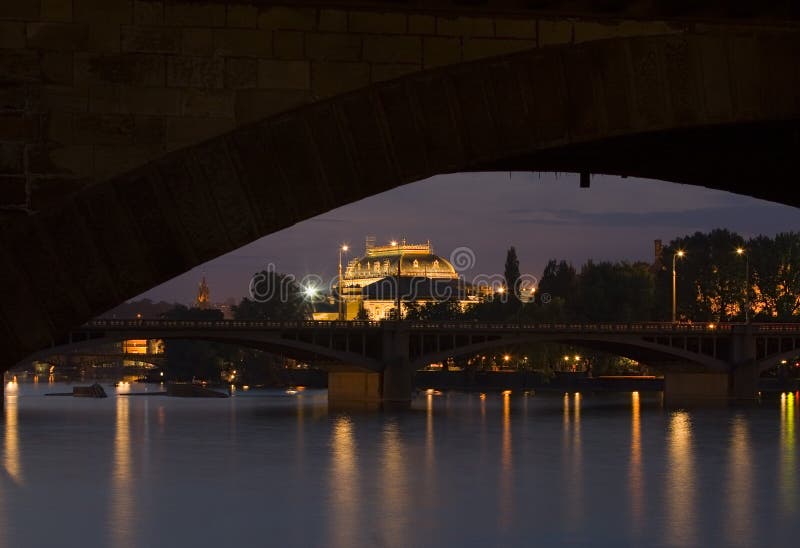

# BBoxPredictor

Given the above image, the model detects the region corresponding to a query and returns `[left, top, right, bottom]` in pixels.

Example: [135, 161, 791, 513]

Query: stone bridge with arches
[13, 319, 800, 406]
[2, 1, 800, 386]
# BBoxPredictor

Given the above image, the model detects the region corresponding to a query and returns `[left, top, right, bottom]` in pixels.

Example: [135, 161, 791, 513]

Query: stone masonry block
[0, 2, 40, 20]
[258, 59, 310, 90]
[41, 50, 73, 84]
[495, 18, 537, 39]
[0, 21, 26, 48]
[41, 0, 72, 22]
[76, 52, 165, 87]
[226, 4, 257, 28]
[0, 143, 25, 174]
[306, 33, 361, 61]
[133, 1, 162, 25]
[0, 50, 41, 83]
[27, 144, 93, 176]
[181, 27, 213, 56]
[319, 9, 346, 32]
[0, 175, 26, 204]
[40, 86, 88, 112]
[120, 86, 181, 115]
[409, 14, 435, 35]
[164, 1, 225, 27]
[423, 36, 461, 68]
[73, 0, 130, 24]
[363, 35, 421, 64]
[225, 57, 257, 89]
[180, 89, 235, 117]
[72, 112, 165, 144]
[167, 56, 224, 88]
[311, 61, 369, 97]
[26, 22, 88, 50]
[213, 28, 272, 57]
[538, 20, 573, 46]
[437, 16, 494, 37]
[372, 63, 421, 82]
[0, 113, 39, 140]
[122, 25, 181, 53]
[258, 6, 316, 31]
[349, 11, 406, 34]
[274, 30, 304, 59]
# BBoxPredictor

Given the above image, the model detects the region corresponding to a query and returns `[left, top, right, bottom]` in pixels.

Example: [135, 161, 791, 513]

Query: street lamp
[338, 244, 348, 320]
[672, 250, 685, 323]
[736, 247, 749, 323]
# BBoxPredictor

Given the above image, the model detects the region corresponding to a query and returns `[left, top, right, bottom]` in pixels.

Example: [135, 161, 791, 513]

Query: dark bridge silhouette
[18, 319, 800, 407]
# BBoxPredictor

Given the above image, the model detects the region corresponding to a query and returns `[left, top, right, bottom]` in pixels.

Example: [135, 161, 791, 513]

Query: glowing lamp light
[676, 250, 685, 258]
[303, 285, 319, 299]
[341, 244, 349, 252]
[390, 240, 398, 246]
[736, 247, 745, 255]
[496, 286, 505, 294]
[503, 354, 510, 362]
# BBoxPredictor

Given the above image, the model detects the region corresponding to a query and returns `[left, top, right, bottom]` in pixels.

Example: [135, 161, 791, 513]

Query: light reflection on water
[1, 383, 800, 548]
[629, 391, 644, 538]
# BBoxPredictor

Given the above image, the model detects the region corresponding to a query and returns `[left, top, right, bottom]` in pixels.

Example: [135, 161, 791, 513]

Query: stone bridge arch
[2, 31, 800, 367]
[409, 332, 729, 371]
[18, 331, 383, 372]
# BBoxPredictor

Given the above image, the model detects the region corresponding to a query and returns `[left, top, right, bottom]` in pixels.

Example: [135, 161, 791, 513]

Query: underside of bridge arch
[2, 32, 799, 369]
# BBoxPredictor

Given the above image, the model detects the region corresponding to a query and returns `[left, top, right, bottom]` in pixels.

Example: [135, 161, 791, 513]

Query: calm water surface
[1, 382, 799, 548]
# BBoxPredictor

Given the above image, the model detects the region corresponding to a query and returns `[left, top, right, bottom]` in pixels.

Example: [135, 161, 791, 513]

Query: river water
[1, 381, 798, 548]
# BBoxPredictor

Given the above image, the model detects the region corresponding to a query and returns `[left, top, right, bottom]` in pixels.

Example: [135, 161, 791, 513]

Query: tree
[504, 246, 521, 304]
[750, 232, 800, 320]
[233, 271, 311, 320]
[536, 259, 578, 308]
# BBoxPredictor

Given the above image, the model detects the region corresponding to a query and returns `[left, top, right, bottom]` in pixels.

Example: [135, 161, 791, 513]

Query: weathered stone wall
[0, 0, 700, 216]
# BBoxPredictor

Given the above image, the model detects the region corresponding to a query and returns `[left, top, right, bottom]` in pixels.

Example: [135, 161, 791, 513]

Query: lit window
[413, 259, 419, 268]
[433, 260, 439, 269]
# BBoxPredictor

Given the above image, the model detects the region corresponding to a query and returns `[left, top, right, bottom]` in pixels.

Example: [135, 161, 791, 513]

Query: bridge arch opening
[2, 32, 800, 367]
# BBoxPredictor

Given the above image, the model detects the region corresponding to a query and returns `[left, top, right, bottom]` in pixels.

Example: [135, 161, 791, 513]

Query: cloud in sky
[136, 172, 800, 305]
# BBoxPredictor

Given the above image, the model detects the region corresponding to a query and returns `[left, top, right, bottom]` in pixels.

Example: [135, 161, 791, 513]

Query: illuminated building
[313, 238, 478, 320]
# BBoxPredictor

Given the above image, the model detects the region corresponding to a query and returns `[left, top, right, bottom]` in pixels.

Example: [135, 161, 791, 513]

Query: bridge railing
[81, 319, 800, 335]
[84, 319, 383, 330]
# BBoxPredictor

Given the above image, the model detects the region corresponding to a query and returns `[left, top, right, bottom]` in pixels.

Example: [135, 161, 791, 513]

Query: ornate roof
[344, 240, 458, 281]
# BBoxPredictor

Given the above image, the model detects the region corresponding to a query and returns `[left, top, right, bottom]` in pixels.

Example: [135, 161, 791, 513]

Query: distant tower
[196, 276, 210, 309]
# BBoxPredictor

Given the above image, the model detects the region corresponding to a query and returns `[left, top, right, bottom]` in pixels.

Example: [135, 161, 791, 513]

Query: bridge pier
[327, 371, 383, 411]
[663, 365, 759, 406]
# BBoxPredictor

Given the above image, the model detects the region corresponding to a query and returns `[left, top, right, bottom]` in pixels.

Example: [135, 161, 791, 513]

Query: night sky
[137, 172, 800, 305]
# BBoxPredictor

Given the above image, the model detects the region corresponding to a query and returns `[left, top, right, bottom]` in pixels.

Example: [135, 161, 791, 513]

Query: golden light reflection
[110, 395, 135, 548]
[499, 391, 513, 531]
[725, 416, 753, 547]
[629, 392, 643, 536]
[779, 393, 796, 518]
[381, 421, 408, 542]
[330, 416, 359, 548]
[3, 384, 21, 484]
[667, 411, 696, 546]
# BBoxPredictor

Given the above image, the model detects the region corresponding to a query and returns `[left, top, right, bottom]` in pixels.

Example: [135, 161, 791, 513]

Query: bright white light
[341, 244, 349, 252]
[303, 285, 319, 299]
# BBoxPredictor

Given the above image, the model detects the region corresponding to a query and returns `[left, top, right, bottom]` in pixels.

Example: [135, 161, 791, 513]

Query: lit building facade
[314, 238, 478, 320]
